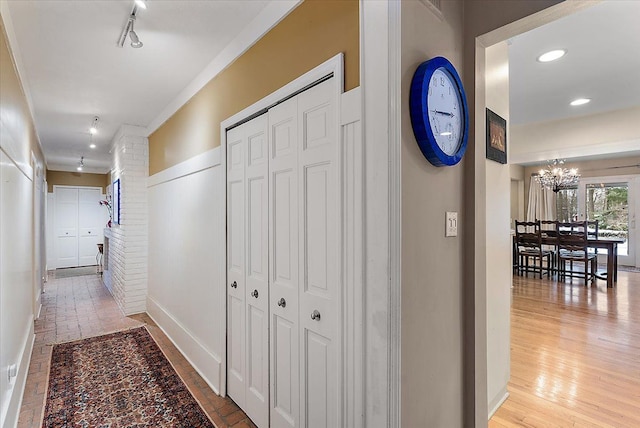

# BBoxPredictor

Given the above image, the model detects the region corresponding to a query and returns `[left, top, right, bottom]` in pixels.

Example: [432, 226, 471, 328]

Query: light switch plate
[446, 212, 458, 237]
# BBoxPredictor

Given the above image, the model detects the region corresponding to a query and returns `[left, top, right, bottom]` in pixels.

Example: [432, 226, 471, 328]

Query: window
[556, 186, 578, 222]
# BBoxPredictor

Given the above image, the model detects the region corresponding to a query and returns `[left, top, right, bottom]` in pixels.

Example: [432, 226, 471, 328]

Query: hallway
[17, 271, 254, 428]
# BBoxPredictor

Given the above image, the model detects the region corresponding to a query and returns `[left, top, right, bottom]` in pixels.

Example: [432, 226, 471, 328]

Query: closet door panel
[297, 79, 338, 428]
[227, 126, 246, 408]
[269, 96, 299, 428]
[244, 116, 269, 428]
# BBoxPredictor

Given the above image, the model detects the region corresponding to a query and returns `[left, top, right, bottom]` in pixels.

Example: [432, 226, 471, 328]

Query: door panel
[78, 188, 102, 266]
[244, 116, 269, 427]
[269, 96, 299, 428]
[55, 188, 78, 268]
[227, 125, 246, 408]
[297, 79, 338, 428]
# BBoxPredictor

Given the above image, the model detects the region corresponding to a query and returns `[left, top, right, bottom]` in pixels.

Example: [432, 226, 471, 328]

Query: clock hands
[432, 110, 454, 117]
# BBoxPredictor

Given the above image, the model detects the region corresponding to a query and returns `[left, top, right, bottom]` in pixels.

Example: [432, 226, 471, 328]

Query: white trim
[340, 87, 364, 428]
[146, 297, 223, 396]
[147, 147, 221, 188]
[361, 0, 400, 426]
[488, 390, 509, 419]
[387, 1, 402, 427]
[0, 321, 35, 428]
[145, 0, 301, 135]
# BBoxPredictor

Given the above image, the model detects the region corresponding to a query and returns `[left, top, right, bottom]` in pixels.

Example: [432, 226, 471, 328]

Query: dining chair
[539, 219, 559, 271]
[515, 220, 553, 279]
[587, 219, 599, 255]
[557, 221, 597, 284]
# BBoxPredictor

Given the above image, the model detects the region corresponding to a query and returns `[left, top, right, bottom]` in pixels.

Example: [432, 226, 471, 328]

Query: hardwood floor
[490, 270, 640, 427]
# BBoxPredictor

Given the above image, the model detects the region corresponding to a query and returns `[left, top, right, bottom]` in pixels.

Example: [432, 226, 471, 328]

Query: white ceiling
[3, 0, 272, 173]
[509, 0, 640, 126]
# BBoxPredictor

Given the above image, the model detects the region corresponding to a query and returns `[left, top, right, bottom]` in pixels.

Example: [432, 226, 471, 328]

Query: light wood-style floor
[490, 269, 640, 427]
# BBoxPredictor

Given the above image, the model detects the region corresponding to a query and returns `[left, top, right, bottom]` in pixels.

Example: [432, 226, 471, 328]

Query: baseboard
[146, 297, 222, 395]
[488, 389, 510, 419]
[0, 321, 35, 428]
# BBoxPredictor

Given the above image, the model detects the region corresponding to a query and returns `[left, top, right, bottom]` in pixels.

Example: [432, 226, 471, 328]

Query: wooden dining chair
[539, 219, 559, 271]
[587, 219, 599, 255]
[557, 221, 597, 284]
[514, 220, 553, 279]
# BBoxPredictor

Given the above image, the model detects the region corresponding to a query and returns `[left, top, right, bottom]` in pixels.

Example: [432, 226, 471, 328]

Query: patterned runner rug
[43, 327, 215, 427]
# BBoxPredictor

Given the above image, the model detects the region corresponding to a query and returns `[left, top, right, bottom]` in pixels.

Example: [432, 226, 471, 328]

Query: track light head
[135, 0, 147, 10]
[130, 30, 143, 48]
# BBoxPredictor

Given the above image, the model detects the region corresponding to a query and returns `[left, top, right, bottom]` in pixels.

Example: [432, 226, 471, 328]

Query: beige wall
[511, 106, 640, 164]
[46, 170, 110, 193]
[523, 155, 640, 215]
[401, 1, 465, 425]
[148, 0, 359, 175]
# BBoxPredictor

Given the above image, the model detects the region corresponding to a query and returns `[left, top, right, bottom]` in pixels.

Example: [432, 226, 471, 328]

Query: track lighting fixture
[117, 4, 145, 49]
[77, 156, 84, 172]
[129, 19, 143, 48]
[89, 116, 99, 135]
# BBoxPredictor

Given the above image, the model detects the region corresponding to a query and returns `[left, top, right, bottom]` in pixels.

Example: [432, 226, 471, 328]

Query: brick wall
[107, 125, 148, 315]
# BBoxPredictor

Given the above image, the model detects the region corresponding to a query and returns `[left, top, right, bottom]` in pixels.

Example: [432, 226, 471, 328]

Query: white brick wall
[107, 126, 149, 315]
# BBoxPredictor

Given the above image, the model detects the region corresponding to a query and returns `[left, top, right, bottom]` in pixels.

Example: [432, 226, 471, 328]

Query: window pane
[556, 187, 578, 222]
[586, 183, 628, 256]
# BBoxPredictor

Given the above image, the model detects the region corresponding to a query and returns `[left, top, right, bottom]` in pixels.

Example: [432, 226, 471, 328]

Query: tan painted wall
[401, 1, 465, 425]
[148, 0, 359, 175]
[47, 170, 110, 193]
[0, 19, 43, 165]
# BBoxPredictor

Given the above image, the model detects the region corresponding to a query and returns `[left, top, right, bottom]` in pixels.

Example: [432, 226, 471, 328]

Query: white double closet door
[55, 186, 103, 268]
[227, 78, 338, 428]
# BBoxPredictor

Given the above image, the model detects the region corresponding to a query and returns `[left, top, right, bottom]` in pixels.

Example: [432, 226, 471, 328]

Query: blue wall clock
[410, 56, 469, 167]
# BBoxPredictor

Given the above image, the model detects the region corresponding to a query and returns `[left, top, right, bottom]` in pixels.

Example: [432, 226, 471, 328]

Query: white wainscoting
[147, 148, 225, 393]
[0, 148, 36, 428]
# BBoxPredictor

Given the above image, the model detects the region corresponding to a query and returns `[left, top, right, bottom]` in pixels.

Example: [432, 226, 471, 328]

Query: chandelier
[535, 159, 580, 193]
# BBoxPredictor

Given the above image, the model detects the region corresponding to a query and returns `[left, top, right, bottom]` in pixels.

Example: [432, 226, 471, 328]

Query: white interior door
[269, 95, 300, 428]
[55, 187, 79, 268]
[78, 188, 102, 266]
[296, 79, 338, 428]
[227, 114, 270, 427]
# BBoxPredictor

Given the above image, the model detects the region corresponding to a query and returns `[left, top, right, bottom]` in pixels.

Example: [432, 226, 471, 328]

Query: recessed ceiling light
[570, 98, 591, 106]
[90, 143, 96, 149]
[89, 116, 99, 134]
[77, 166, 83, 171]
[89, 127, 97, 135]
[537, 49, 566, 63]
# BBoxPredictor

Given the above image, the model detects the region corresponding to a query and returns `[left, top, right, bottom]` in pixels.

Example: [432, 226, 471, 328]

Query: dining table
[539, 234, 625, 288]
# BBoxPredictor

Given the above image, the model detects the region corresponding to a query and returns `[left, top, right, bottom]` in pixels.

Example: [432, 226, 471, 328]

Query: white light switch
[446, 212, 458, 237]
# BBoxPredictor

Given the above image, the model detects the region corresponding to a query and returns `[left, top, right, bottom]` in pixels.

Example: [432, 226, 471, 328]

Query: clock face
[427, 68, 463, 156]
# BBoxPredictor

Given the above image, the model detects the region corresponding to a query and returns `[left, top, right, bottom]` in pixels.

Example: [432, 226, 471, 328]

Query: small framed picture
[486, 108, 507, 164]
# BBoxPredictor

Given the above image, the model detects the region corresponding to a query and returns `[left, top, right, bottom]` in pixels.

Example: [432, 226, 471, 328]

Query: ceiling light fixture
[570, 98, 591, 106]
[535, 159, 580, 193]
[90, 143, 96, 149]
[89, 116, 99, 135]
[537, 49, 567, 63]
[77, 156, 84, 172]
[135, 0, 147, 9]
[129, 19, 143, 48]
[117, 5, 144, 49]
